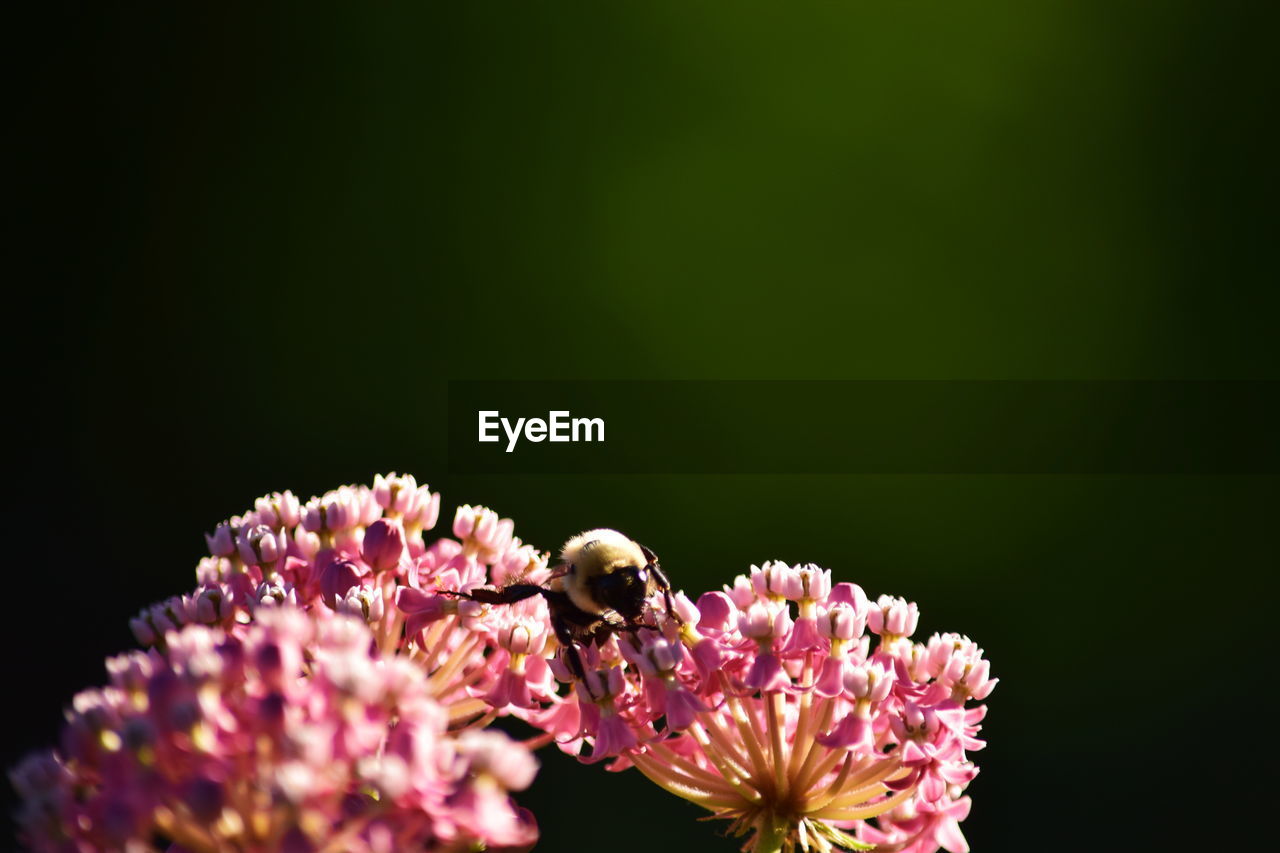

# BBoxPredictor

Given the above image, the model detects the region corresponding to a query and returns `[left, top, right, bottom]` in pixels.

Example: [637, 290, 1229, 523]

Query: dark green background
[13, 2, 1277, 850]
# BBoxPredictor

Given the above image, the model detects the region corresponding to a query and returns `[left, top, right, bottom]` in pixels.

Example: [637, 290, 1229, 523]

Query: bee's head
[594, 564, 650, 621]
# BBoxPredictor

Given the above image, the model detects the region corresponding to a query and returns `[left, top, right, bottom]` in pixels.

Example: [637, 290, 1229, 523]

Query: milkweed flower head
[11, 610, 538, 853]
[526, 561, 995, 853]
[126, 473, 565, 733]
[89, 473, 562, 851]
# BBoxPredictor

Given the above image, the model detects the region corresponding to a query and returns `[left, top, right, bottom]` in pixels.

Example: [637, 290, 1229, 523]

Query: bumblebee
[450, 528, 677, 683]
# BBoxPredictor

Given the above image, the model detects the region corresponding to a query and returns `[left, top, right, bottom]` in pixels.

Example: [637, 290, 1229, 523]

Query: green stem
[754, 815, 789, 853]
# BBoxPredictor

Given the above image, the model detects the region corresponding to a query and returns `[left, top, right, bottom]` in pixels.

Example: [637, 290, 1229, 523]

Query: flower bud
[362, 518, 407, 573]
[317, 552, 365, 607]
[696, 591, 734, 633]
[828, 582, 869, 613]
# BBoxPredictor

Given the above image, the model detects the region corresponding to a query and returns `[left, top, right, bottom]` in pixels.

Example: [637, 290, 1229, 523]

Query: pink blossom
[204, 519, 238, 557]
[12, 611, 538, 853]
[253, 489, 302, 529]
[522, 559, 994, 853]
[40, 474, 992, 853]
[236, 522, 287, 567]
[869, 594, 921, 639]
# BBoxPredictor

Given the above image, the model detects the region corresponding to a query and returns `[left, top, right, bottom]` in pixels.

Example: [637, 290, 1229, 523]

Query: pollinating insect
[448, 528, 679, 685]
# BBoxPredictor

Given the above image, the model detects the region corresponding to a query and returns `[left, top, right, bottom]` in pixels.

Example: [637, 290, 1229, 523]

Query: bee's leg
[551, 618, 597, 698]
[562, 641, 599, 700]
[646, 560, 681, 624]
[564, 643, 591, 690]
[443, 584, 546, 605]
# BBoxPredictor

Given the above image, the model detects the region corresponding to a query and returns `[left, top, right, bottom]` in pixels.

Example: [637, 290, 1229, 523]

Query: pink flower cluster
[13, 475, 995, 853]
[11, 610, 538, 853]
[126, 475, 559, 734]
[20, 474, 558, 852]
[511, 563, 996, 853]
